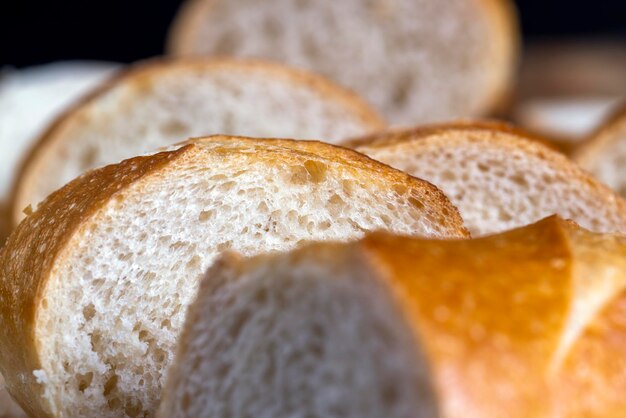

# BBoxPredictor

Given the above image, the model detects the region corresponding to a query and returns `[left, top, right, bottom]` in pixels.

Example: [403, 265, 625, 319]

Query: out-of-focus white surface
[0, 61, 120, 201]
[514, 97, 622, 141]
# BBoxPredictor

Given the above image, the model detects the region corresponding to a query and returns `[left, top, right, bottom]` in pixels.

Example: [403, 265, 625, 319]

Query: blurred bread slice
[574, 103, 626, 197]
[168, 0, 518, 125]
[10, 58, 385, 225]
[348, 121, 626, 236]
[0, 136, 466, 418]
[0, 61, 119, 243]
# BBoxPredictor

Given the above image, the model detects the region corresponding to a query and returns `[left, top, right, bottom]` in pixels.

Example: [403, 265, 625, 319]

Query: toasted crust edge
[10, 57, 386, 225]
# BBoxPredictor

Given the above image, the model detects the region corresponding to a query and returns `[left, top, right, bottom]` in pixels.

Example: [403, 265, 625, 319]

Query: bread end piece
[160, 215, 626, 417]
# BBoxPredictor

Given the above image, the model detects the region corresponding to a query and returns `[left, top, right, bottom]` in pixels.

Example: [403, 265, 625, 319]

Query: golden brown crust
[554, 291, 626, 417]
[361, 216, 574, 417]
[0, 135, 467, 416]
[572, 101, 626, 169]
[10, 57, 386, 226]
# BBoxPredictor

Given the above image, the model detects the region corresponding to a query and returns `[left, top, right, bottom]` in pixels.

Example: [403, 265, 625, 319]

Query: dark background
[1, 0, 625, 68]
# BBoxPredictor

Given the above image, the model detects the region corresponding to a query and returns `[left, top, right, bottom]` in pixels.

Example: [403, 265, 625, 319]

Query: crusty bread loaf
[348, 121, 626, 236]
[574, 103, 626, 198]
[168, 0, 518, 125]
[0, 136, 467, 417]
[0, 61, 119, 247]
[10, 58, 385, 225]
[159, 215, 626, 418]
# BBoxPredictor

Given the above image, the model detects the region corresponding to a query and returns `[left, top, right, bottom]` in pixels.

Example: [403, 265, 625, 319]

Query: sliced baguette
[0, 136, 467, 418]
[159, 215, 626, 418]
[573, 102, 626, 197]
[348, 121, 626, 236]
[168, 0, 518, 125]
[10, 58, 385, 225]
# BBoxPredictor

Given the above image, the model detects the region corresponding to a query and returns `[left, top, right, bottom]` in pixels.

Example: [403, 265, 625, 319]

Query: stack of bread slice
[8, 58, 384, 227]
[4, 0, 626, 416]
[0, 136, 466, 417]
[159, 216, 626, 418]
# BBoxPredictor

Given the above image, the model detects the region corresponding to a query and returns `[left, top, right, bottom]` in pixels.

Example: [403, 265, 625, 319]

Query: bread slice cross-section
[159, 216, 626, 418]
[348, 121, 626, 236]
[0, 136, 466, 418]
[168, 0, 518, 125]
[10, 58, 385, 225]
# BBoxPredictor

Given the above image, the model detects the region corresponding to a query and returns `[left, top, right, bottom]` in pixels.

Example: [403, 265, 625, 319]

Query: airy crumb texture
[352, 122, 626, 236]
[169, 0, 518, 125]
[0, 136, 466, 418]
[158, 245, 437, 418]
[13, 58, 385, 223]
[574, 103, 626, 198]
[160, 216, 626, 418]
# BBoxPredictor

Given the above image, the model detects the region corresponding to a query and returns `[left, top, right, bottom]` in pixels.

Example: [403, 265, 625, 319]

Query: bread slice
[0, 136, 467, 417]
[347, 121, 626, 236]
[573, 103, 626, 197]
[10, 58, 385, 225]
[159, 215, 626, 418]
[168, 0, 518, 125]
